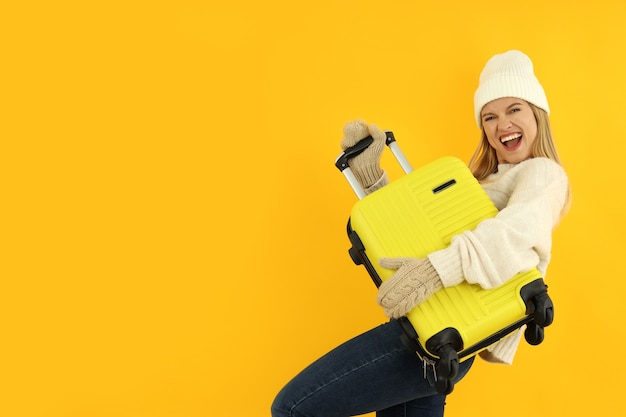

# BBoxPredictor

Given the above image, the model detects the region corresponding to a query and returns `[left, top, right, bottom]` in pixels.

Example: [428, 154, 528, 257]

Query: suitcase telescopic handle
[335, 131, 413, 199]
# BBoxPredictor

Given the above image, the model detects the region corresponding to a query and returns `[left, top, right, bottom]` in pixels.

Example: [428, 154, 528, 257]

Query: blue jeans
[271, 320, 474, 417]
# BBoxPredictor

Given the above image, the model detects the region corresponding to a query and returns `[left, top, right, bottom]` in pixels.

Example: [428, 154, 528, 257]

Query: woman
[271, 50, 571, 417]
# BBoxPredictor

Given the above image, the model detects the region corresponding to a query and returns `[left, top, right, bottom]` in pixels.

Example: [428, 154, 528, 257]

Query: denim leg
[271, 320, 474, 417]
[375, 394, 445, 417]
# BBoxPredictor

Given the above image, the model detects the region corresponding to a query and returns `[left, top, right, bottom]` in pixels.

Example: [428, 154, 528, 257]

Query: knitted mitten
[340, 120, 386, 189]
[377, 258, 443, 318]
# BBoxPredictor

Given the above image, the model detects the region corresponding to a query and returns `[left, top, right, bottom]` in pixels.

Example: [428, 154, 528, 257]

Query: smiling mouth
[501, 133, 522, 148]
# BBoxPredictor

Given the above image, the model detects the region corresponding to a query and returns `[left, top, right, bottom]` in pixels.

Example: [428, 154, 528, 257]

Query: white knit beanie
[473, 50, 549, 127]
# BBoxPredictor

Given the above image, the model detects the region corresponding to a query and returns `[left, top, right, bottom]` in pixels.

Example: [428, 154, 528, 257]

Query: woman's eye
[510, 107, 521, 113]
[483, 115, 495, 122]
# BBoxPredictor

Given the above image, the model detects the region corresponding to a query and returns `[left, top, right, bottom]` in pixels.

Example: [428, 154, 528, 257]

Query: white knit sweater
[428, 157, 569, 364]
[367, 157, 569, 364]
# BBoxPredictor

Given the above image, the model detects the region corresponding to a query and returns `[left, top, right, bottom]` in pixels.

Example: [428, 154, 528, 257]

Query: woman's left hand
[377, 257, 443, 318]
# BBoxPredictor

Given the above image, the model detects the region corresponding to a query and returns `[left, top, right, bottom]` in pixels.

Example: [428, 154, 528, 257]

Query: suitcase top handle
[334, 131, 397, 172]
[335, 131, 414, 199]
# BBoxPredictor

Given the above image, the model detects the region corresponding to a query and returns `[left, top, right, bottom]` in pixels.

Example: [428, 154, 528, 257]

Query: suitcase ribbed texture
[349, 156, 542, 356]
[350, 157, 496, 281]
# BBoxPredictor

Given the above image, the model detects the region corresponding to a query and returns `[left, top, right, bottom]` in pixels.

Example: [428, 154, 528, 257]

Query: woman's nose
[498, 117, 512, 130]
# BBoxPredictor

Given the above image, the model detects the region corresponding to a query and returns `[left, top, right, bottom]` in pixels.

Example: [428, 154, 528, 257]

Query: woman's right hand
[340, 120, 386, 189]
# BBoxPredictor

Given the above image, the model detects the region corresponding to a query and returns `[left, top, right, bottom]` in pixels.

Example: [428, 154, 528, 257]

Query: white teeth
[501, 133, 522, 143]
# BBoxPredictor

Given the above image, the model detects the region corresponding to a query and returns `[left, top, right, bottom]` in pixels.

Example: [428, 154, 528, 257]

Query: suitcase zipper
[423, 357, 437, 381]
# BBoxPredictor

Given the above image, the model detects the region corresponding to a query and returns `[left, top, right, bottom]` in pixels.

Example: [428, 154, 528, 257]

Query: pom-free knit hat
[474, 50, 549, 127]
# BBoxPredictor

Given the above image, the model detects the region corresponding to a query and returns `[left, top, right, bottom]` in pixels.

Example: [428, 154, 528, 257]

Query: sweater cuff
[427, 247, 464, 288]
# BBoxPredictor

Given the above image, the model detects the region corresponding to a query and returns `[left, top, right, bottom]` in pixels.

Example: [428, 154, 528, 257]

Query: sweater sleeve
[428, 158, 569, 289]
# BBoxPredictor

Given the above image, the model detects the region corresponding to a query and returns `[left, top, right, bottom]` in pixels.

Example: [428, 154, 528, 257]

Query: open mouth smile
[500, 133, 522, 149]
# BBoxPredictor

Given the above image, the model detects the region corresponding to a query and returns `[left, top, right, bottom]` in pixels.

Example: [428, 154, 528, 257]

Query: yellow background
[2, 1, 625, 416]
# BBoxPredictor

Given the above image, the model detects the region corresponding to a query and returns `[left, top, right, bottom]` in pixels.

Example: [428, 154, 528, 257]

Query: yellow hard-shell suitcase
[335, 132, 554, 394]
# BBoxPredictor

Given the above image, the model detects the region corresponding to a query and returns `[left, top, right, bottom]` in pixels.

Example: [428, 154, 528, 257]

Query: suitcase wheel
[435, 378, 454, 395]
[348, 247, 363, 265]
[532, 292, 554, 327]
[435, 345, 459, 380]
[434, 345, 457, 395]
[524, 322, 545, 346]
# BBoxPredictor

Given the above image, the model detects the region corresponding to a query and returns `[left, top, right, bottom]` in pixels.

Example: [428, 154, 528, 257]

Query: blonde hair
[468, 102, 572, 217]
